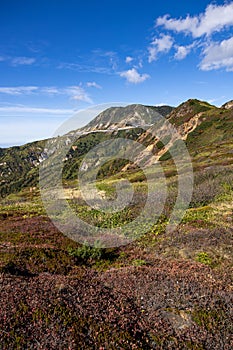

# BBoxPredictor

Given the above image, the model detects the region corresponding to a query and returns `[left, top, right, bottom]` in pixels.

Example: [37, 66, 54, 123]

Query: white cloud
[57, 61, 112, 74]
[86, 81, 102, 89]
[138, 59, 143, 68]
[157, 15, 198, 36]
[40, 86, 92, 102]
[174, 44, 194, 60]
[11, 57, 36, 66]
[41, 87, 60, 95]
[0, 106, 74, 114]
[153, 3, 233, 72]
[65, 86, 93, 103]
[0, 56, 36, 66]
[58, 49, 118, 75]
[71, 94, 92, 103]
[148, 34, 173, 62]
[125, 56, 133, 63]
[200, 37, 233, 71]
[157, 3, 233, 38]
[0, 86, 38, 95]
[119, 68, 150, 84]
[174, 46, 189, 60]
[0, 85, 93, 103]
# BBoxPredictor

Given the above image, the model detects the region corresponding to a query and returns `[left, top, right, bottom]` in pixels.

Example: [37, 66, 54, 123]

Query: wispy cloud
[57, 62, 112, 74]
[0, 105, 74, 115]
[0, 86, 38, 95]
[40, 87, 60, 95]
[26, 40, 49, 53]
[148, 34, 173, 62]
[0, 85, 93, 103]
[0, 55, 36, 66]
[11, 57, 36, 66]
[119, 68, 150, 84]
[65, 86, 93, 103]
[58, 49, 119, 75]
[206, 96, 226, 106]
[86, 81, 102, 89]
[91, 49, 118, 70]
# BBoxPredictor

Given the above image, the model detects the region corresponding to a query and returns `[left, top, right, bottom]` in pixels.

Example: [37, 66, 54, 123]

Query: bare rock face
[221, 100, 233, 110]
[82, 104, 174, 132]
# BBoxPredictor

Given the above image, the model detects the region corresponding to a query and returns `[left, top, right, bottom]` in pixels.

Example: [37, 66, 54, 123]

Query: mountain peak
[168, 99, 216, 125]
[82, 104, 174, 132]
[221, 100, 233, 110]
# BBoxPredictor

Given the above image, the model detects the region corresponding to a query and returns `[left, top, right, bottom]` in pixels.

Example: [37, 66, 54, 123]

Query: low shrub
[67, 240, 104, 262]
[195, 252, 212, 266]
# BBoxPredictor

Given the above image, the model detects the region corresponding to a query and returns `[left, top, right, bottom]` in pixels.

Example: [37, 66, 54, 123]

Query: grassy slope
[0, 140, 46, 197]
[0, 100, 232, 349]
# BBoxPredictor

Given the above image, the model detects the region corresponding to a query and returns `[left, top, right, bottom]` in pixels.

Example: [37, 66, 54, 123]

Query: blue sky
[0, 0, 233, 147]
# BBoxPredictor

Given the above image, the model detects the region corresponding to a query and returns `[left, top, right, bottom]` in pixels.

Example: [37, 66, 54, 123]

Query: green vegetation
[132, 259, 147, 266]
[0, 99, 232, 349]
[195, 252, 212, 266]
[67, 240, 104, 262]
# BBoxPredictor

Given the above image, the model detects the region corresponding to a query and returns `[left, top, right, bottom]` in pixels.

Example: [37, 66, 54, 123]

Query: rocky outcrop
[81, 104, 174, 132]
[221, 100, 233, 110]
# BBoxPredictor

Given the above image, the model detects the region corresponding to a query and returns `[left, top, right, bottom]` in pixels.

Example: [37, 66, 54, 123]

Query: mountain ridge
[79, 104, 174, 132]
[0, 98, 232, 197]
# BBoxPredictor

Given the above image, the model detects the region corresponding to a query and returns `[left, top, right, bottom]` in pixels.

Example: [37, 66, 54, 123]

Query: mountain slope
[0, 140, 47, 197]
[0, 99, 232, 197]
[222, 100, 233, 110]
[0, 99, 232, 349]
[128, 99, 232, 168]
[0, 104, 173, 196]
[82, 104, 174, 131]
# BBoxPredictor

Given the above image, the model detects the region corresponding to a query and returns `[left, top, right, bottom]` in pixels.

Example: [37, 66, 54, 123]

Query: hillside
[1, 99, 232, 197]
[0, 99, 232, 349]
[81, 104, 174, 131]
[0, 104, 173, 197]
[222, 100, 233, 110]
[0, 140, 46, 197]
[130, 99, 233, 167]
